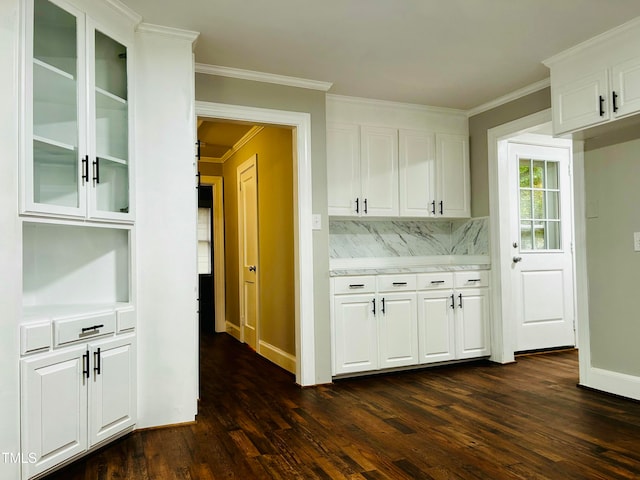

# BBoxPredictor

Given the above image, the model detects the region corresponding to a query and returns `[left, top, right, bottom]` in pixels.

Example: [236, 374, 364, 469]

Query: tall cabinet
[19, 1, 138, 478]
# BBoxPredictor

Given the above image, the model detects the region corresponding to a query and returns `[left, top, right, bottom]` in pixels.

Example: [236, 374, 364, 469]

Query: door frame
[236, 155, 259, 347]
[195, 101, 316, 386]
[200, 175, 225, 333]
[487, 108, 582, 363]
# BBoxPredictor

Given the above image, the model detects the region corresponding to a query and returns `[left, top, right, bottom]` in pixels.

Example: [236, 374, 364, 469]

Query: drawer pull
[392, 282, 408, 286]
[467, 279, 481, 283]
[430, 280, 445, 284]
[81, 324, 104, 334]
[349, 284, 365, 288]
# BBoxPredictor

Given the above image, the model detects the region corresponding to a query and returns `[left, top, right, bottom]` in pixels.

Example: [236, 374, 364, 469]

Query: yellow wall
[199, 162, 223, 176]
[218, 126, 296, 355]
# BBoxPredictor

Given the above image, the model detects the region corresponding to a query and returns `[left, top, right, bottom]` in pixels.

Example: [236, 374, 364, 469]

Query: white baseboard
[258, 340, 296, 374]
[225, 322, 241, 341]
[582, 366, 640, 401]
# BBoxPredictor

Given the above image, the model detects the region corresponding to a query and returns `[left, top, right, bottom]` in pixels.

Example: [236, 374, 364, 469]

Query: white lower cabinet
[21, 333, 136, 480]
[332, 271, 490, 376]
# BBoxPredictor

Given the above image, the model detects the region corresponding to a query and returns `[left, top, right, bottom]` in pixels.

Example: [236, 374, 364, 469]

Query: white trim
[104, 0, 142, 26]
[543, 16, 640, 67]
[136, 23, 199, 43]
[466, 78, 550, 118]
[195, 63, 333, 92]
[327, 93, 467, 116]
[198, 127, 264, 164]
[199, 156, 223, 164]
[487, 109, 554, 364]
[259, 340, 296, 374]
[225, 322, 241, 341]
[195, 101, 316, 387]
[330, 256, 490, 272]
[582, 367, 640, 401]
[200, 175, 225, 333]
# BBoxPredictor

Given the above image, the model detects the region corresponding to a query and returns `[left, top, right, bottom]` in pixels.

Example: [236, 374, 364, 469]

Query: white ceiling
[121, 0, 640, 110]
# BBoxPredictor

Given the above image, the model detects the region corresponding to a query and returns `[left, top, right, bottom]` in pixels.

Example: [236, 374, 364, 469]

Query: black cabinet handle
[613, 91, 619, 113]
[92, 157, 100, 185]
[82, 350, 90, 379]
[381, 297, 385, 314]
[94, 348, 101, 375]
[468, 279, 481, 283]
[372, 298, 376, 315]
[431, 200, 436, 215]
[439, 201, 444, 215]
[349, 284, 365, 289]
[81, 324, 104, 334]
[392, 282, 407, 286]
[599, 95, 605, 117]
[458, 293, 463, 308]
[364, 198, 368, 214]
[82, 155, 89, 183]
[355, 198, 359, 214]
[431, 280, 445, 284]
[450, 294, 455, 309]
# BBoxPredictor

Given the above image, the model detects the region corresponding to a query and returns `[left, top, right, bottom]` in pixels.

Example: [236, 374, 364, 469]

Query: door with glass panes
[26, 0, 132, 221]
[508, 142, 575, 352]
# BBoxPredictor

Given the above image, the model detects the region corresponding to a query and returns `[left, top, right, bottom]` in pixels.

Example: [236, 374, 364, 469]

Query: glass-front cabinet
[25, 0, 133, 221]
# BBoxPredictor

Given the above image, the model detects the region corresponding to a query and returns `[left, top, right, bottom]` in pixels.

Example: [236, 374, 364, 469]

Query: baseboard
[581, 366, 640, 401]
[225, 321, 241, 341]
[258, 340, 296, 374]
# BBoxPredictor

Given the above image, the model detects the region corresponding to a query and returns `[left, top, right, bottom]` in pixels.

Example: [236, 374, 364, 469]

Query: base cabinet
[377, 292, 418, 369]
[21, 333, 136, 480]
[417, 291, 456, 363]
[455, 288, 491, 359]
[333, 293, 378, 375]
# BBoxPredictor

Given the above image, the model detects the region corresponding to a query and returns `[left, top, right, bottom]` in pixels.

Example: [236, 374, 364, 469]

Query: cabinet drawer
[117, 306, 136, 332]
[21, 320, 51, 355]
[377, 274, 416, 292]
[454, 270, 489, 288]
[54, 311, 116, 347]
[416, 272, 453, 290]
[333, 276, 376, 295]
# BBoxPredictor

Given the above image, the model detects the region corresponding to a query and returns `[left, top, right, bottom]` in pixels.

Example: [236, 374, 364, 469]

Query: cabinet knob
[248, 265, 256, 272]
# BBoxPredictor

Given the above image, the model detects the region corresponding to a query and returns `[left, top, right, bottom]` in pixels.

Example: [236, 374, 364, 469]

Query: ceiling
[122, 0, 640, 110]
[197, 120, 254, 160]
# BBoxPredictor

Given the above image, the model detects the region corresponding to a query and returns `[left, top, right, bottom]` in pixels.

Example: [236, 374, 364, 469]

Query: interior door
[509, 142, 575, 352]
[237, 155, 259, 350]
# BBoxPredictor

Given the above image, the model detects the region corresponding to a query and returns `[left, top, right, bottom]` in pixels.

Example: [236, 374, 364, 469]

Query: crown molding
[198, 126, 265, 164]
[466, 78, 550, 118]
[105, 0, 143, 26]
[326, 94, 467, 117]
[543, 16, 640, 67]
[195, 63, 333, 92]
[136, 23, 200, 44]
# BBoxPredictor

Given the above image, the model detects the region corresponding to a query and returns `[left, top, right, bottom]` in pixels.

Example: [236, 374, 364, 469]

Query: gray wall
[584, 131, 640, 376]
[468, 88, 551, 217]
[195, 74, 332, 383]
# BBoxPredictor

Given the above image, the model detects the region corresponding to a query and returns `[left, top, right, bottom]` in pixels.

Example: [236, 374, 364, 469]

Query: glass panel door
[31, 0, 80, 209]
[92, 29, 130, 216]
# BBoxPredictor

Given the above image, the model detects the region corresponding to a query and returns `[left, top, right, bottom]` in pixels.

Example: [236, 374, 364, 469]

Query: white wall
[134, 25, 200, 427]
[0, 0, 22, 477]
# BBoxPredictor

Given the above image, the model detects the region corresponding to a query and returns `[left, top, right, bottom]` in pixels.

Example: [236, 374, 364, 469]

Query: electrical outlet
[312, 214, 322, 230]
[634, 232, 640, 252]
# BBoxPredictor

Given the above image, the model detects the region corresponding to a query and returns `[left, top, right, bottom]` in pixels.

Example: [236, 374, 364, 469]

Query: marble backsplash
[329, 217, 489, 258]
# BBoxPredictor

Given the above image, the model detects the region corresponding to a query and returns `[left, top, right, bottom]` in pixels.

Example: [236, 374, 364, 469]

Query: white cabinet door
[361, 126, 399, 216]
[454, 288, 490, 359]
[417, 290, 456, 364]
[611, 55, 640, 119]
[436, 134, 470, 218]
[333, 294, 377, 374]
[89, 335, 136, 447]
[21, 346, 88, 480]
[327, 123, 360, 216]
[552, 69, 609, 134]
[378, 292, 418, 368]
[399, 130, 436, 217]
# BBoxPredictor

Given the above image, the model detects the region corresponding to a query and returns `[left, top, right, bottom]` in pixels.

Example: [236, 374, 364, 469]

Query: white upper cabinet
[24, 0, 134, 222]
[436, 133, 470, 218]
[545, 18, 640, 135]
[399, 130, 436, 217]
[326, 123, 360, 216]
[360, 126, 399, 216]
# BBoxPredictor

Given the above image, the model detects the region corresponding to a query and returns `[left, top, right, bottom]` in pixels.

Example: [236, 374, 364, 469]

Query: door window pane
[533, 190, 545, 219]
[519, 160, 531, 188]
[520, 190, 532, 219]
[547, 221, 561, 250]
[520, 222, 533, 250]
[534, 223, 546, 250]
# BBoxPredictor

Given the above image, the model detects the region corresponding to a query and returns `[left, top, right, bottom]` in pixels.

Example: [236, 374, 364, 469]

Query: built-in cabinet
[331, 270, 490, 376]
[19, 0, 138, 478]
[326, 112, 469, 218]
[24, 0, 133, 221]
[545, 19, 640, 135]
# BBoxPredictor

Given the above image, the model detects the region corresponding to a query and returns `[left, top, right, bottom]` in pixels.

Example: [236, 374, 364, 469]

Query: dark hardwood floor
[44, 333, 640, 479]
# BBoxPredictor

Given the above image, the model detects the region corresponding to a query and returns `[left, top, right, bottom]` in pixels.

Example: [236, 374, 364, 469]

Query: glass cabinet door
[90, 28, 130, 217]
[30, 0, 84, 214]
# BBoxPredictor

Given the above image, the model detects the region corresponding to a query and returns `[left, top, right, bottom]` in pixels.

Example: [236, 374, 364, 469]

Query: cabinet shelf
[34, 134, 75, 152]
[96, 86, 126, 105]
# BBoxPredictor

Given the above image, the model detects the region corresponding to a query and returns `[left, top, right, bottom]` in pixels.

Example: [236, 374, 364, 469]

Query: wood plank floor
[44, 333, 640, 479]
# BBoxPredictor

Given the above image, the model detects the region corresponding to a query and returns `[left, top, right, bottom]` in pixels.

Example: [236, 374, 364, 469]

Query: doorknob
[249, 265, 256, 272]
[513, 256, 523, 263]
